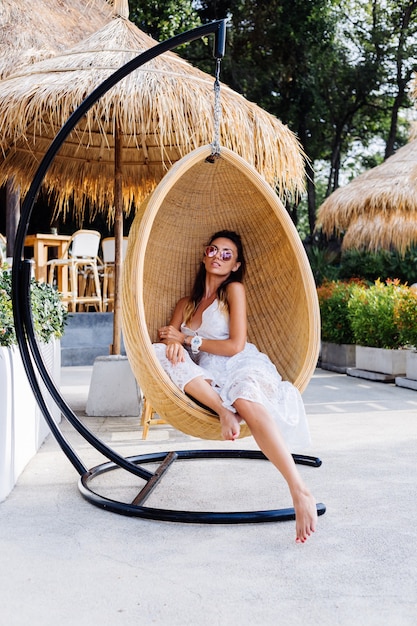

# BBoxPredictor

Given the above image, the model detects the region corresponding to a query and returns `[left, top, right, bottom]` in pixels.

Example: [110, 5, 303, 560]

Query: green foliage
[0, 270, 67, 348]
[347, 279, 407, 349]
[395, 288, 417, 348]
[306, 244, 417, 286]
[129, 0, 201, 42]
[318, 278, 417, 348]
[30, 281, 68, 345]
[317, 280, 357, 344]
[338, 249, 389, 282]
[337, 247, 417, 284]
[306, 246, 339, 285]
[0, 270, 15, 347]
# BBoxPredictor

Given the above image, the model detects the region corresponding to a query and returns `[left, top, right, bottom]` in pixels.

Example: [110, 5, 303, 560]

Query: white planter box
[405, 350, 417, 380]
[0, 339, 61, 502]
[395, 350, 417, 390]
[356, 345, 407, 376]
[320, 342, 356, 372]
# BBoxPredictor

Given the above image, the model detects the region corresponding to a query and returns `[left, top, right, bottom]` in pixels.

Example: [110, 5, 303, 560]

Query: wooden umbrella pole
[112, 123, 123, 355]
[6, 178, 20, 257]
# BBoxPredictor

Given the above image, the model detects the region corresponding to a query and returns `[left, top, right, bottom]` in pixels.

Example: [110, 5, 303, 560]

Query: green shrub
[308, 244, 417, 285]
[306, 246, 339, 286]
[0, 269, 67, 348]
[338, 247, 417, 284]
[347, 279, 407, 349]
[338, 249, 387, 282]
[395, 287, 417, 348]
[317, 280, 357, 344]
[0, 271, 15, 347]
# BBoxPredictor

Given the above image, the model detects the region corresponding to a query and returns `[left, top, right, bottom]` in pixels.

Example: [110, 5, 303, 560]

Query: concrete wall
[61, 313, 126, 366]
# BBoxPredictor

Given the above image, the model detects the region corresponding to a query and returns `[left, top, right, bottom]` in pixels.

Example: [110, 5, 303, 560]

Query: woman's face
[203, 237, 241, 277]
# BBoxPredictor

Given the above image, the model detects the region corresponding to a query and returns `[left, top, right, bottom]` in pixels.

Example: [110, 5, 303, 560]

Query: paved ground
[1, 366, 417, 625]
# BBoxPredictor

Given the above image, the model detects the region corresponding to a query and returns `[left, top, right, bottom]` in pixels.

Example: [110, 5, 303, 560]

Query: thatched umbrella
[0, 0, 306, 353]
[316, 139, 417, 254]
[0, 0, 112, 79]
[0, 0, 305, 215]
[0, 0, 112, 254]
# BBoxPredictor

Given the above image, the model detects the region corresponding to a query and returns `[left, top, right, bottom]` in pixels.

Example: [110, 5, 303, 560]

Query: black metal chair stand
[12, 20, 326, 525]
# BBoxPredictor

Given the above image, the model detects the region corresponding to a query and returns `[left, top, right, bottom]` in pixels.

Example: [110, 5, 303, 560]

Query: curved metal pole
[11, 20, 227, 477]
[19, 261, 153, 480]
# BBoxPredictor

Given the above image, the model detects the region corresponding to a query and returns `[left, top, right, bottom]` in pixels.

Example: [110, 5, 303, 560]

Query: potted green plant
[347, 279, 407, 379]
[0, 266, 67, 501]
[317, 280, 357, 372]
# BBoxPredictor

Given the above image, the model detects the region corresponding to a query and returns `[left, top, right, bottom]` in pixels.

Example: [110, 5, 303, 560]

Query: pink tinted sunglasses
[204, 245, 234, 262]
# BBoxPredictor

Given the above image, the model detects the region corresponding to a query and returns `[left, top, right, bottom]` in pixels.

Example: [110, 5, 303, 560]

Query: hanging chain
[209, 57, 222, 159]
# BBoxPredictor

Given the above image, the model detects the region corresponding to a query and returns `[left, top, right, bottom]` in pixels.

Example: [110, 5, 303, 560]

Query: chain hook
[206, 57, 222, 162]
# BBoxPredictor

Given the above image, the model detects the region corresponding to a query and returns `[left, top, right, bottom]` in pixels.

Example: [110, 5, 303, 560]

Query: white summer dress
[153, 299, 311, 450]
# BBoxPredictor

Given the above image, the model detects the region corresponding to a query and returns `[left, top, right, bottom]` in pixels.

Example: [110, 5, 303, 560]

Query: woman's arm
[157, 297, 189, 364]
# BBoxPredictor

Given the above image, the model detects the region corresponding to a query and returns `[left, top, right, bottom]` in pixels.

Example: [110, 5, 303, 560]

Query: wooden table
[24, 233, 71, 293]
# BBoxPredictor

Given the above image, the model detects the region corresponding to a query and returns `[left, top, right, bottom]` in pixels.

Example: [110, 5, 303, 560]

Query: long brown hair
[183, 230, 246, 326]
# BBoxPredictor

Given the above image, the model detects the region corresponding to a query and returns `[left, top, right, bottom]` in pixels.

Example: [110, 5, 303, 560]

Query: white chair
[100, 237, 128, 312]
[0, 233, 6, 265]
[0, 234, 12, 271]
[47, 229, 102, 312]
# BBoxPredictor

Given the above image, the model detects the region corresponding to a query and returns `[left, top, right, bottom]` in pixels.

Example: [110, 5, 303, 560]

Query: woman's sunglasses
[204, 245, 234, 262]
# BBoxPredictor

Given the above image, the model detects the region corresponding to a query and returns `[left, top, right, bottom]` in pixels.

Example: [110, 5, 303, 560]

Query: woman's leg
[185, 376, 241, 441]
[233, 398, 317, 544]
[154, 344, 240, 440]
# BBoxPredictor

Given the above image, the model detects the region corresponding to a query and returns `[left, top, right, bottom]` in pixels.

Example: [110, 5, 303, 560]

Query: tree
[199, 0, 417, 233]
[128, 0, 200, 42]
[195, 0, 343, 232]
[381, 1, 417, 158]
[129, 0, 417, 236]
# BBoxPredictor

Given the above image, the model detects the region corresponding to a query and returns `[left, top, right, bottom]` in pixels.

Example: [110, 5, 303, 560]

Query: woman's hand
[165, 341, 185, 365]
[158, 325, 185, 345]
[158, 325, 186, 365]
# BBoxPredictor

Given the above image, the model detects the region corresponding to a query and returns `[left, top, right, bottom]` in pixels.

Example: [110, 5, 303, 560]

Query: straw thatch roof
[0, 0, 113, 79]
[316, 139, 417, 254]
[0, 0, 305, 220]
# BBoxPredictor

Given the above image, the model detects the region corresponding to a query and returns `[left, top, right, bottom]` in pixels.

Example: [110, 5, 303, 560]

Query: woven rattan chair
[122, 145, 320, 441]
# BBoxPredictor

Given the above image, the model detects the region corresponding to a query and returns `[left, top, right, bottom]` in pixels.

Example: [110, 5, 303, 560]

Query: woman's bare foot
[292, 488, 317, 544]
[219, 408, 241, 440]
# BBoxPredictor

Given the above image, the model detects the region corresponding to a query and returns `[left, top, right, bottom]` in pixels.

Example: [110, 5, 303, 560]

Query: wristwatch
[190, 335, 203, 354]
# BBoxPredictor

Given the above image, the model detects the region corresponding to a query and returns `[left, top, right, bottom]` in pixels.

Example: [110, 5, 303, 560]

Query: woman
[154, 230, 317, 543]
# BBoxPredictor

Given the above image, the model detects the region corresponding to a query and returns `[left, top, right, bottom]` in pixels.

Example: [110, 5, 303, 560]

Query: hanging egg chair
[122, 144, 320, 441]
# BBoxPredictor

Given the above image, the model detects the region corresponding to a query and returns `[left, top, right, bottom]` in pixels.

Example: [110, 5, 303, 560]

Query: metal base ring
[78, 449, 326, 524]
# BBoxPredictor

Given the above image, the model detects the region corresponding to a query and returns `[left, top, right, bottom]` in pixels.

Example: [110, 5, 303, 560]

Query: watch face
[191, 336, 202, 352]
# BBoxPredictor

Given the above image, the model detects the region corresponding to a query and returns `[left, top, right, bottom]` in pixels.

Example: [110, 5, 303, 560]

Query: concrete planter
[356, 346, 407, 375]
[395, 350, 417, 391]
[405, 350, 417, 379]
[348, 345, 406, 382]
[86, 355, 141, 417]
[320, 341, 356, 373]
[0, 340, 61, 502]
